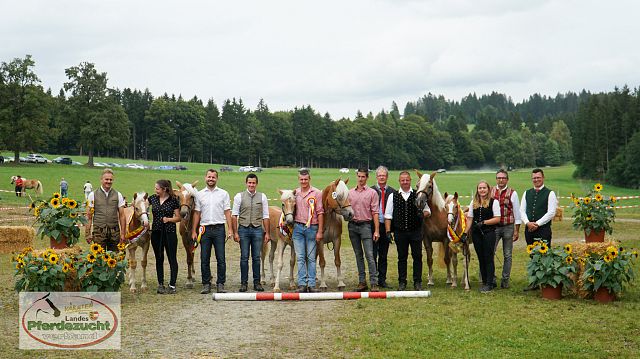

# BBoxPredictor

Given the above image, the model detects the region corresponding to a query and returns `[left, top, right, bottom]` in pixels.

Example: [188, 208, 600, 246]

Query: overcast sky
[2, 0, 638, 118]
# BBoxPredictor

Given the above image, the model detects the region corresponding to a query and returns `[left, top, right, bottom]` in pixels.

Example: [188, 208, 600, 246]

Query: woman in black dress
[465, 180, 501, 293]
[149, 179, 181, 294]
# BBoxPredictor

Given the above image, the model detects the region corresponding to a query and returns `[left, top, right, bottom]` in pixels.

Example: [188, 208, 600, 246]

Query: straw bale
[0, 226, 34, 253]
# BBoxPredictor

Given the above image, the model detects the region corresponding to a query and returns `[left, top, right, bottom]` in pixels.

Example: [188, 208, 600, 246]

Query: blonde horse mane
[418, 173, 445, 211]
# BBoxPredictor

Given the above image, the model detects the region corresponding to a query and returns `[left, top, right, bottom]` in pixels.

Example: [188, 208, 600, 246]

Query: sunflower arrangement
[76, 243, 128, 292]
[30, 192, 87, 246]
[11, 247, 74, 292]
[526, 241, 577, 289]
[570, 183, 616, 235]
[581, 244, 637, 297]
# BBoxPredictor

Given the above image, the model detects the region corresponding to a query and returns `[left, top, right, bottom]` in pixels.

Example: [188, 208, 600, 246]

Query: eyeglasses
[496, 177, 508, 180]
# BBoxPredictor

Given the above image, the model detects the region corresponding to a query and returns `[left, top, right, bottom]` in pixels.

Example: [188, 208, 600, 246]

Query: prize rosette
[125, 226, 148, 244]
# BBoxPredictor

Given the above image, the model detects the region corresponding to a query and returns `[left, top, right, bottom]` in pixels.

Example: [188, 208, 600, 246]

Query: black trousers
[472, 227, 496, 286]
[151, 229, 179, 287]
[372, 223, 390, 285]
[524, 224, 552, 246]
[395, 229, 422, 285]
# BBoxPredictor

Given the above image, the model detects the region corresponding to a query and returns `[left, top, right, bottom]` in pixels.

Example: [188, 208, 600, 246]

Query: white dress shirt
[519, 185, 558, 226]
[494, 186, 522, 225]
[87, 187, 126, 209]
[466, 199, 501, 220]
[231, 190, 270, 219]
[384, 188, 430, 219]
[194, 186, 231, 225]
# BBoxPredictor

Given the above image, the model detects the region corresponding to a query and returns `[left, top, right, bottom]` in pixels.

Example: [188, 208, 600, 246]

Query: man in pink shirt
[292, 169, 324, 293]
[348, 167, 380, 292]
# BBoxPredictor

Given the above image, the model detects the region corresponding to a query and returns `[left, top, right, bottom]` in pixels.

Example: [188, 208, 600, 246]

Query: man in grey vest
[232, 174, 271, 292]
[85, 168, 128, 252]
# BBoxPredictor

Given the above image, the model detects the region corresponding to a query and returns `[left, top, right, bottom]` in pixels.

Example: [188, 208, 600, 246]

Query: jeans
[61, 188, 68, 197]
[372, 222, 390, 285]
[239, 226, 263, 285]
[472, 227, 496, 286]
[200, 225, 226, 285]
[395, 230, 422, 285]
[151, 229, 179, 286]
[494, 224, 514, 283]
[348, 222, 378, 286]
[292, 223, 318, 287]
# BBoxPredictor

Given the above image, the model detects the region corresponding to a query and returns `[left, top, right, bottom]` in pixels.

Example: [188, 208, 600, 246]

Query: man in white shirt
[191, 169, 234, 294]
[520, 168, 557, 247]
[231, 173, 271, 292]
[83, 181, 93, 201]
[491, 169, 522, 289]
[85, 169, 127, 252]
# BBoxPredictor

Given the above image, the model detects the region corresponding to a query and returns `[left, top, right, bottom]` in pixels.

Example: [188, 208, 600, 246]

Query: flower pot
[541, 284, 563, 300]
[593, 287, 615, 303]
[584, 229, 605, 243]
[49, 235, 69, 249]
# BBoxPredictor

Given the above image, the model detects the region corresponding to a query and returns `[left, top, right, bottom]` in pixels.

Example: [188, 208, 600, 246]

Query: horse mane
[431, 178, 445, 211]
[280, 189, 295, 201]
[182, 183, 198, 197]
[335, 180, 349, 201]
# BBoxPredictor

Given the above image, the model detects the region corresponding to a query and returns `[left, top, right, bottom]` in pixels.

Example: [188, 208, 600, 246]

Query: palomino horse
[445, 192, 471, 290]
[10, 176, 43, 196]
[174, 181, 199, 289]
[317, 178, 353, 291]
[123, 192, 151, 293]
[262, 190, 297, 292]
[415, 171, 457, 287]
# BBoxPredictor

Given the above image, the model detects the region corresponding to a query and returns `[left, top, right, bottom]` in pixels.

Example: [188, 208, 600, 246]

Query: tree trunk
[88, 145, 94, 167]
[13, 149, 20, 166]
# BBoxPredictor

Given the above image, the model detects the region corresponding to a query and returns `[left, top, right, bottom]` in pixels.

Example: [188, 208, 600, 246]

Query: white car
[125, 163, 145, 169]
[26, 154, 49, 163]
[339, 168, 350, 173]
[238, 166, 255, 172]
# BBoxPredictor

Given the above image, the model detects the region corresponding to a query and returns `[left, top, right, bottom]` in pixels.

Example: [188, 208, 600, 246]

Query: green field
[1, 158, 640, 357]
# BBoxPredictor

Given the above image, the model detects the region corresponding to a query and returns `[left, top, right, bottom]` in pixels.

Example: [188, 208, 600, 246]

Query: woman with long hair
[465, 180, 501, 293]
[149, 179, 181, 294]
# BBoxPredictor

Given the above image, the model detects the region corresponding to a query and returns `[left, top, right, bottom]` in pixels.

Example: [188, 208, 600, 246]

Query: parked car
[156, 165, 174, 170]
[26, 154, 49, 163]
[52, 157, 73, 165]
[125, 163, 145, 169]
[339, 168, 349, 173]
[220, 166, 234, 172]
[174, 165, 187, 171]
[436, 168, 446, 173]
[238, 166, 255, 172]
[93, 162, 107, 167]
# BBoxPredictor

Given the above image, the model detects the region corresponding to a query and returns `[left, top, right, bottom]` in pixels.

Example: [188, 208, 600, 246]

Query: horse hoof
[261, 280, 267, 285]
[185, 282, 194, 289]
[337, 286, 345, 292]
[274, 288, 282, 293]
[130, 288, 137, 294]
[427, 282, 435, 287]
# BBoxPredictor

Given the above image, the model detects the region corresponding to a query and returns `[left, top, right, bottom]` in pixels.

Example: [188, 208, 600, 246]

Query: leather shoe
[157, 284, 166, 294]
[370, 285, 380, 292]
[200, 284, 211, 294]
[254, 283, 265, 292]
[308, 287, 321, 293]
[297, 285, 308, 293]
[398, 282, 407, 291]
[501, 281, 510, 289]
[414, 282, 423, 291]
[216, 284, 227, 293]
[379, 282, 392, 289]
[239, 283, 248, 292]
[167, 285, 176, 294]
[355, 282, 368, 292]
[480, 285, 493, 293]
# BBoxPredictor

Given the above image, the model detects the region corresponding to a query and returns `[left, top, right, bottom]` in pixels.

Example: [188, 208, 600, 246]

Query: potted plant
[12, 247, 74, 292]
[526, 241, 577, 299]
[30, 192, 87, 248]
[570, 183, 616, 242]
[76, 243, 128, 292]
[581, 245, 637, 303]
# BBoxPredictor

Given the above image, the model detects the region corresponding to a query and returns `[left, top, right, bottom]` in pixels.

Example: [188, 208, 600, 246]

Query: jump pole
[213, 290, 431, 301]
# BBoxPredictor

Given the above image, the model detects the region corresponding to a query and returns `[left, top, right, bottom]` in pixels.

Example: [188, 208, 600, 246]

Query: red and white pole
[212, 291, 431, 301]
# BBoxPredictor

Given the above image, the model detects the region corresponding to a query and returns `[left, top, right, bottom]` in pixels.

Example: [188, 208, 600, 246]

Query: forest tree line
[1, 55, 639, 188]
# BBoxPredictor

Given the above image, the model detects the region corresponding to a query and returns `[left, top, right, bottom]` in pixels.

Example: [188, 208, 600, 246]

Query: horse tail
[437, 242, 446, 268]
[36, 181, 43, 195]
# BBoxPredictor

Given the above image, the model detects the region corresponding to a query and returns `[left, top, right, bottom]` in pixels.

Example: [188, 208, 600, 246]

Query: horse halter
[281, 202, 294, 218]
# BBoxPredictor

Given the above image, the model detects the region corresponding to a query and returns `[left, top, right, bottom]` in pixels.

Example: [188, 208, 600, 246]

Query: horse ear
[144, 192, 148, 200]
[175, 180, 183, 188]
[415, 169, 422, 178]
[278, 189, 283, 195]
[293, 189, 297, 196]
[444, 192, 448, 199]
[431, 171, 437, 179]
[333, 178, 341, 186]
[454, 192, 458, 199]
[344, 178, 349, 185]
[133, 193, 138, 200]
[192, 180, 198, 187]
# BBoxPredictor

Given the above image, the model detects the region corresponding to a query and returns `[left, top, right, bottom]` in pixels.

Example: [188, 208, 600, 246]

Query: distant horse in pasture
[123, 192, 151, 293]
[10, 175, 43, 196]
[174, 181, 199, 289]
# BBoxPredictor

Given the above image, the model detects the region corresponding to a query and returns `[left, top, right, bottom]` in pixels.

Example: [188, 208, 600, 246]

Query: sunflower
[107, 258, 117, 268]
[50, 198, 61, 208]
[564, 244, 573, 255]
[578, 257, 586, 266]
[539, 244, 549, 254]
[533, 241, 542, 247]
[603, 254, 613, 263]
[22, 246, 33, 255]
[69, 212, 78, 218]
[594, 193, 603, 202]
[594, 183, 603, 192]
[86, 267, 93, 275]
[61, 197, 69, 204]
[117, 242, 127, 252]
[573, 199, 580, 206]
[52, 192, 61, 199]
[43, 265, 48, 271]
[583, 197, 591, 204]
[586, 215, 593, 221]
[62, 263, 70, 273]
[87, 253, 97, 263]
[43, 249, 54, 259]
[104, 254, 112, 262]
[48, 253, 59, 265]
[29, 202, 36, 210]
[90, 243, 103, 254]
[15, 262, 23, 270]
[588, 276, 595, 283]
[526, 244, 534, 254]
[565, 256, 574, 264]
[607, 246, 618, 258]
[66, 199, 78, 209]
[34, 208, 41, 217]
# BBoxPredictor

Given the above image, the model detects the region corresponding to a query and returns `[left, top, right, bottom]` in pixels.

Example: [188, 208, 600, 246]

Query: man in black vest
[384, 171, 426, 291]
[520, 168, 557, 246]
[371, 165, 396, 289]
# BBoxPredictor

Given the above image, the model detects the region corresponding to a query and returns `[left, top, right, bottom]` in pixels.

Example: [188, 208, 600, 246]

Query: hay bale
[569, 239, 619, 298]
[553, 206, 563, 222]
[0, 226, 34, 253]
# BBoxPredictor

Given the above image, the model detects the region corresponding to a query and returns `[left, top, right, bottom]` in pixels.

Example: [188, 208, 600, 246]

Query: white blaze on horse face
[135, 192, 149, 224]
[335, 180, 354, 221]
[447, 200, 455, 224]
[280, 190, 296, 224]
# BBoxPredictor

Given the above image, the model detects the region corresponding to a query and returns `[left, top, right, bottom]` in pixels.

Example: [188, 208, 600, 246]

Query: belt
[350, 220, 372, 225]
[295, 222, 318, 226]
[204, 224, 224, 228]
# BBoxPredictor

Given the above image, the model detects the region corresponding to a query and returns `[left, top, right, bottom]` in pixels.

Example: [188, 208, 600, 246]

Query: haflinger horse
[415, 171, 459, 287]
[444, 192, 471, 290]
[123, 192, 151, 293]
[174, 181, 199, 289]
[10, 176, 43, 196]
[317, 178, 353, 291]
[261, 190, 296, 292]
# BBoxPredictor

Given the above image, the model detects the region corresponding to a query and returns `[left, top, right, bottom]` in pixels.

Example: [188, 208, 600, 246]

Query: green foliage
[526, 241, 576, 288]
[76, 244, 128, 292]
[608, 131, 640, 189]
[12, 248, 71, 292]
[570, 183, 616, 235]
[30, 193, 87, 245]
[581, 245, 637, 296]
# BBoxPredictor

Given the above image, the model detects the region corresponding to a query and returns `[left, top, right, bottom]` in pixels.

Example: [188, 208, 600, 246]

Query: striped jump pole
[212, 290, 432, 301]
